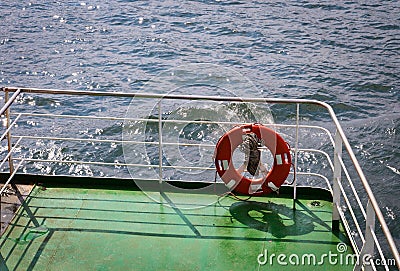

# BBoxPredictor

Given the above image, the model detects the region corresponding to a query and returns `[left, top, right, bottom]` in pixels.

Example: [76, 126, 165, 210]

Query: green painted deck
[1, 184, 354, 270]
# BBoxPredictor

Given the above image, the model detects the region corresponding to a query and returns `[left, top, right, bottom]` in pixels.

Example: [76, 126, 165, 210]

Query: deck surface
[1, 185, 353, 270]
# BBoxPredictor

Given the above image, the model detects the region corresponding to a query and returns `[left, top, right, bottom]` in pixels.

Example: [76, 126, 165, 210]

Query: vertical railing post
[4, 90, 14, 174]
[0, 89, 4, 235]
[1, 90, 13, 232]
[354, 200, 376, 271]
[332, 129, 342, 231]
[293, 103, 299, 210]
[158, 100, 163, 184]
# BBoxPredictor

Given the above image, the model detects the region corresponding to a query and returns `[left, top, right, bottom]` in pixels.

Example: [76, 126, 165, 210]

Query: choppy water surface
[0, 0, 399, 249]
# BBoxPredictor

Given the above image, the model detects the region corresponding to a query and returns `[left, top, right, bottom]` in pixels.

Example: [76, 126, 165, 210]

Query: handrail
[1, 86, 399, 269]
[2, 86, 332, 105]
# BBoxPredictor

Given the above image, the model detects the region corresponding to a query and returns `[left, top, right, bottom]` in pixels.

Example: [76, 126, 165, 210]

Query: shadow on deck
[1, 176, 353, 271]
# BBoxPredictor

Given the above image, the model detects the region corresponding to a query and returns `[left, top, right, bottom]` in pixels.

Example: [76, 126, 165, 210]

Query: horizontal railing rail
[1, 86, 399, 270]
[4, 112, 335, 187]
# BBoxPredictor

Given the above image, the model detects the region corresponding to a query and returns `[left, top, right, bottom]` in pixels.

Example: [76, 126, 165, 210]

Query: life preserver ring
[214, 123, 291, 195]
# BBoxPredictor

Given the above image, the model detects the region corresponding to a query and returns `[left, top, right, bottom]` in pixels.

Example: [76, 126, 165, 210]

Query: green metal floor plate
[1, 186, 354, 270]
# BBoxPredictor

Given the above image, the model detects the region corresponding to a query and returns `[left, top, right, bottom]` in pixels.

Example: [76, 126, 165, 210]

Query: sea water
[0, 0, 398, 247]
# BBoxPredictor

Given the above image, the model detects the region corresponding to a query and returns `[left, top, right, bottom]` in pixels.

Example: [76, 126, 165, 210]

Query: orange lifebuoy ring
[214, 123, 291, 195]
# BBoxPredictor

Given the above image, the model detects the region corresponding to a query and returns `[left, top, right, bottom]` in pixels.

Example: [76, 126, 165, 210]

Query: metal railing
[0, 86, 399, 270]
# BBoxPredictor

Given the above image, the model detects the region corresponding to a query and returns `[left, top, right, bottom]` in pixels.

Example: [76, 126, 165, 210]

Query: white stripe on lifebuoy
[222, 160, 229, 170]
[226, 180, 236, 190]
[276, 154, 283, 165]
[267, 182, 279, 192]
